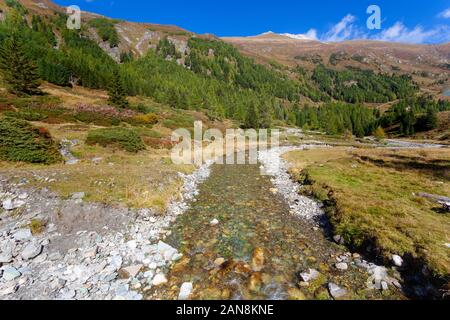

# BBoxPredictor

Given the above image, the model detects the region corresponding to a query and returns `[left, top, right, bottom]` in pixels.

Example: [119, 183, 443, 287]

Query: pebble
[119, 265, 143, 278]
[152, 274, 168, 286]
[210, 219, 220, 226]
[392, 255, 404, 267]
[178, 282, 193, 300]
[335, 262, 349, 271]
[13, 229, 33, 241]
[299, 269, 320, 282]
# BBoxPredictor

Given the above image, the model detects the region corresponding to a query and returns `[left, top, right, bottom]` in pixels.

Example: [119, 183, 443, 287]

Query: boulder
[21, 242, 43, 260]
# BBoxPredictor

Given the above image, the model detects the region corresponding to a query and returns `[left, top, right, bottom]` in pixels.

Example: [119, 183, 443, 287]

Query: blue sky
[54, 0, 450, 43]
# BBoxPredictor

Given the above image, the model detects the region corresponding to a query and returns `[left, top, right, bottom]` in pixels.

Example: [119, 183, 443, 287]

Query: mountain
[222, 33, 450, 97]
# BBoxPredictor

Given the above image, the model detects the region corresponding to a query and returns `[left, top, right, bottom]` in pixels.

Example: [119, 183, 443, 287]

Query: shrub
[132, 113, 158, 125]
[86, 127, 145, 153]
[0, 116, 62, 164]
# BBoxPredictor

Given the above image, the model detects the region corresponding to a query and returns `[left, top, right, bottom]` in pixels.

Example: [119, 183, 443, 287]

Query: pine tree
[0, 33, 41, 96]
[243, 102, 260, 129]
[108, 69, 129, 108]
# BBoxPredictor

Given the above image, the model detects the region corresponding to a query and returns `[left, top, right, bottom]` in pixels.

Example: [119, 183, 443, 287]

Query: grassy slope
[0, 83, 233, 212]
[285, 147, 450, 277]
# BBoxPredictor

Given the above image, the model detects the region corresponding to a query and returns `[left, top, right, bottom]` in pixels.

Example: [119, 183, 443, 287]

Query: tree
[0, 33, 41, 96]
[108, 69, 129, 108]
[243, 102, 260, 129]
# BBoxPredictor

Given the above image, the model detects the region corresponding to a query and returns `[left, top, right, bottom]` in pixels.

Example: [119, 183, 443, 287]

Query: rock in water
[335, 262, 348, 271]
[178, 282, 193, 300]
[328, 283, 347, 299]
[2, 266, 21, 281]
[152, 273, 168, 286]
[251, 248, 265, 272]
[21, 242, 43, 260]
[392, 255, 403, 267]
[299, 269, 320, 282]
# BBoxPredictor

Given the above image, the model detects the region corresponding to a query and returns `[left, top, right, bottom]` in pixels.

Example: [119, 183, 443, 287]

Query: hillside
[223, 32, 450, 98]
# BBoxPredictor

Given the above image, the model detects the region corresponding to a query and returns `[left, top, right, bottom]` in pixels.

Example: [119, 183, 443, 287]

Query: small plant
[0, 116, 62, 164]
[86, 127, 145, 153]
[132, 113, 159, 125]
[30, 219, 46, 235]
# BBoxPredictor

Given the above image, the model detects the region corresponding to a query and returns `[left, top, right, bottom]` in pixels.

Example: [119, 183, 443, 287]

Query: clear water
[149, 160, 405, 300]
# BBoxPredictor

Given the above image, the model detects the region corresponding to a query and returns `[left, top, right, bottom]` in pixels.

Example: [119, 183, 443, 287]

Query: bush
[86, 127, 146, 153]
[132, 113, 158, 125]
[0, 116, 62, 164]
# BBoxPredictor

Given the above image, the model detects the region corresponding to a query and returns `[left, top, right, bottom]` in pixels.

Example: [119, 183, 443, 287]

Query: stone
[2, 266, 21, 281]
[335, 262, 349, 271]
[328, 283, 347, 299]
[214, 258, 226, 267]
[21, 242, 43, 260]
[299, 269, 320, 282]
[71, 192, 85, 200]
[248, 272, 262, 292]
[381, 281, 389, 291]
[0, 252, 13, 264]
[392, 255, 403, 267]
[178, 282, 193, 300]
[152, 273, 168, 286]
[13, 228, 33, 241]
[251, 248, 265, 272]
[83, 246, 98, 259]
[172, 253, 183, 262]
[210, 219, 220, 226]
[333, 235, 344, 245]
[157, 241, 178, 261]
[2, 198, 25, 211]
[119, 265, 143, 278]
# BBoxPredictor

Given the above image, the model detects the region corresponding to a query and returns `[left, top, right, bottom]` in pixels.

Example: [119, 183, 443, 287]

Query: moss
[0, 116, 62, 164]
[85, 127, 145, 153]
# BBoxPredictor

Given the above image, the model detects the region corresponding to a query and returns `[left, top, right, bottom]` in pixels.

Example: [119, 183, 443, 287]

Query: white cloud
[281, 29, 318, 41]
[322, 14, 366, 42]
[374, 22, 450, 44]
[438, 8, 450, 18]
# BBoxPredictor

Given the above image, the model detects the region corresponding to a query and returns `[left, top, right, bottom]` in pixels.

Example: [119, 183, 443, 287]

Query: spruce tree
[0, 33, 41, 96]
[108, 69, 129, 108]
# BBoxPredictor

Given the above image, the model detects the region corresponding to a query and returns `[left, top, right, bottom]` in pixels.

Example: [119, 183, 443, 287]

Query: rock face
[178, 282, 193, 300]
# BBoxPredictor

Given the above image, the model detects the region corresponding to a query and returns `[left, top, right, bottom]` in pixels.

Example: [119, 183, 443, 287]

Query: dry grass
[0, 123, 194, 212]
[285, 147, 450, 277]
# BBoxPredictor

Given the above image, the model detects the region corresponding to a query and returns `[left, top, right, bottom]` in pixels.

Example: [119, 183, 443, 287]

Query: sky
[54, 0, 450, 44]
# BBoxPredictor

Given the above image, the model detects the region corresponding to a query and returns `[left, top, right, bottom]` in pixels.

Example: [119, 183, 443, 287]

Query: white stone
[328, 283, 347, 299]
[2, 198, 25, 211]
[152, 273, 168, 286]
[21, 242, 43, 260]
[178, 282, 193, 300]
[335, 263, 349, 271]
[157, 241, 178, 261]
[120, 265, 143, 278]
[2, 266, 21, 281]
[299, 269, 320, 282]
[0, 252, 13, 263]
[210, 219, 219, 226]
[13, 228, 33, 241]
[392, 255, 403, 267]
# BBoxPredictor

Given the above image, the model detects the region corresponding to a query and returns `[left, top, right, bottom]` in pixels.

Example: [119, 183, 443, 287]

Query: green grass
[285, 148, 450, 277]
[85, 127, 146, 153]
